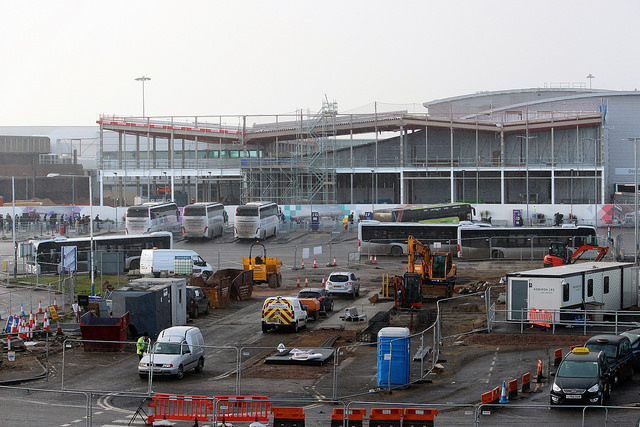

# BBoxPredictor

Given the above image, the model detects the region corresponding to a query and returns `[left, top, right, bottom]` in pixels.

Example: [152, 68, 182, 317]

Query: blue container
[377, 327, 410, 386]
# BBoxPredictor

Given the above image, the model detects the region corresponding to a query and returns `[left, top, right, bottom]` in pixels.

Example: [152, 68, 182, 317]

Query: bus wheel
[390, 246, 403, 257]
[492, 250, 504, 259]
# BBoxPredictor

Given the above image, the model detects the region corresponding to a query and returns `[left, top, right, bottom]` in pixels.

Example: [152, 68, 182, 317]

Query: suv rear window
[585, 342, 617, 358]
[330, 274, 349, 282]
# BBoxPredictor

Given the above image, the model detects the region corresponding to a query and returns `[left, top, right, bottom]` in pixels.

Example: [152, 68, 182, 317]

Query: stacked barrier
[272, 406, 305, 427]
[403, 408, 438, 427]
[331, 408, 367, 427]
[369, 408, 403, 427]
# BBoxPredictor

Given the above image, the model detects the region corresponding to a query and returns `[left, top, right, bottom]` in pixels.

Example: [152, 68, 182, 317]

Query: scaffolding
[240, 100, 338, 205]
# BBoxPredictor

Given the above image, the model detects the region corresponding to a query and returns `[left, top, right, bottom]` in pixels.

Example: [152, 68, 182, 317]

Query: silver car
[326, 271, 360, 298]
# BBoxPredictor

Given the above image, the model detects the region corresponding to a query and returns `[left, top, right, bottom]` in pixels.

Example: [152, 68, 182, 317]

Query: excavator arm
[569, 245, 609, 263]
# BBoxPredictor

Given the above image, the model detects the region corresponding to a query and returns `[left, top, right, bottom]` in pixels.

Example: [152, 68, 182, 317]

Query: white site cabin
[506, 262, 638, 324]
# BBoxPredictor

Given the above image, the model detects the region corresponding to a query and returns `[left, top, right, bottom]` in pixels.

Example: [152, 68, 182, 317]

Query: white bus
[182, 202, 227, 240]
[234, 201, 280, 239]
[358, 220, 460, 257]
[125, 202, 181, 234]
[358, 220, 598, 260]
[25, 232, 174, 274]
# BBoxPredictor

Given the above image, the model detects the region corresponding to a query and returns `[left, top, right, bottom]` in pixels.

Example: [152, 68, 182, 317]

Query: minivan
[138, 326, 205, 379]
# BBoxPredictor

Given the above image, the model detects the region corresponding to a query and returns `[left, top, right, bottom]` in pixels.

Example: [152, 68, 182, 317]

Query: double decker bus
[371, 203, 475, 223]
[25, 232, 174, 274]
[182, 202, 227, 240]
[234, 202, 280, 239]
[125, 202, 180, 234]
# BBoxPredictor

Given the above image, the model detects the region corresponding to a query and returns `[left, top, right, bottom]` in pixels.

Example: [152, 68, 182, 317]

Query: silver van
[138, 326, 205, 379]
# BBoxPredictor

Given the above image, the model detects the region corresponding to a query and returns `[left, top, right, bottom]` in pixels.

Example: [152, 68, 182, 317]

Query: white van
[261, 296, 308, 333]
[138, 326, 205, 379]
[140, 249, 214, 280]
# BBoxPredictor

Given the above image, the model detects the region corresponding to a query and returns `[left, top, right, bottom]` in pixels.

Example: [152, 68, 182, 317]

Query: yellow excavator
[394, 235, 457, 307]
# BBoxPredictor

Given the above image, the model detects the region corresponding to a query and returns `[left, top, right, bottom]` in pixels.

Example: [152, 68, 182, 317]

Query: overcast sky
[1, 0, 638, 126]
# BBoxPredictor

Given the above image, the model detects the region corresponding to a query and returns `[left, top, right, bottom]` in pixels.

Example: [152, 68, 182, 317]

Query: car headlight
[552, 382, 561, 392]
[162, 363, 174, 368]
[139, 362, 148, 368]
[587, 384, 600, 393]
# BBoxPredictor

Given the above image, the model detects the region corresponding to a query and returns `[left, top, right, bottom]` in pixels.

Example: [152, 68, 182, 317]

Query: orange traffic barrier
[272, 406, 305, 426]
[528, 307, 551, 328]
[146, 394, 213, 424]
[403, 408, 438, 426]
[369, 408, 402, 426]
[521, 372, 531, 392]
[215, 396, 271, 422]
[569, 344, 581, 352]
[331, 408, 367, 427]
[554, 348, 563, 366]
[508, 379, 518, 399]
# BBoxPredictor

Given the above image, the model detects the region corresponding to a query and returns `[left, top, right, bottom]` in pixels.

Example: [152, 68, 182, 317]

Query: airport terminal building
[1, 88, 640, 219]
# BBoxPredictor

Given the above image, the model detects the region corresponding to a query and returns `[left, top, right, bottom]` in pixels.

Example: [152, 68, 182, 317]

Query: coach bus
[234, 201, 280, 239]
[358, 221, 598, 260]
[125, 202, 181, 234]
[371, 203, 475, 223]
[182, 202, 227, 240]
[25, 232, 174, 274]
[458, 224, 598, 260]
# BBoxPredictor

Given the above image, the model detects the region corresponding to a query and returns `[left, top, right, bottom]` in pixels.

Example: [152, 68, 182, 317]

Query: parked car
[186, 286, 210, 319]
[584, 334, 634, 386]
[550, 346, 611, 405]
[620, 327, 640, 370]
[325, 271, 360, 298]
[138, 326, 205, 380]
[297, 288, 334, 312]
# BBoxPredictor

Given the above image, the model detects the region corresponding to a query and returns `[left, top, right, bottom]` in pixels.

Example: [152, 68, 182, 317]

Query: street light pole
[89, 175, 94, 296]
[12, 176, 16, 280]
[135, 75, 151, 117]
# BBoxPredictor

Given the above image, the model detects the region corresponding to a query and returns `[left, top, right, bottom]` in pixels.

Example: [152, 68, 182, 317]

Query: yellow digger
[242, 241, 283, 288]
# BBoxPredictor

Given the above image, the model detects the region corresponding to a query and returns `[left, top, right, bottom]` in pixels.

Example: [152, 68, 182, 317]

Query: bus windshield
[183, 206, 206, 216]
[236, 206, 258, 216]
[127, 207, 149, 217]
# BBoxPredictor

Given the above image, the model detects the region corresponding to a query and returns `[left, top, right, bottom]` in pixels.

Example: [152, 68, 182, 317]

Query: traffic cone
[300, 259, 305, 269]
[321, 278, 326, 287]
[373, 255, 378, 264]
[499, 381, 509, 403]
[18, 319, 26, 339]
[43, 311, 50, 331]
[54, 297, 58, 310]
[10, 317, 18, 334]
[296, 277, 301, 288]
[332, 257, 337, 266]
[313, 258, 317, 268]
[26, 323, 32, 340]
[38, 300, 43, 314]
[6, 334, 10, 351]
[29, 310, 34, 326]
[305, 277, 309, 287]
[369, 255, 373, 264]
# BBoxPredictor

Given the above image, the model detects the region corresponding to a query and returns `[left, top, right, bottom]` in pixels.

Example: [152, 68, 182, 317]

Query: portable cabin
[506, 262, 637, 324]
[111, 278, 187, 338]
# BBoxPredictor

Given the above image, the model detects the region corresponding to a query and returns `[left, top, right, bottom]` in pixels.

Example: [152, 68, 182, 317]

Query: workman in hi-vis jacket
[137, 332, 150, 360]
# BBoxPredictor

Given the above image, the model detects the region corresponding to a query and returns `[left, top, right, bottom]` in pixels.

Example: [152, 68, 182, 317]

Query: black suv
[550, 347, 611, 405]
[186, 286, 210, 319]
[584, 334, 634, 386]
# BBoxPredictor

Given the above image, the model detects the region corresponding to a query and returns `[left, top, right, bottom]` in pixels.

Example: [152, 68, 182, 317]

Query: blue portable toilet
[377, 327, 410, 386]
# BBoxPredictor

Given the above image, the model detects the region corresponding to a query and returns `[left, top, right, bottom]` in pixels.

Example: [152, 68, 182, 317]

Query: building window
[604, 276, 609, 294]
[587, 278, 594, 297]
